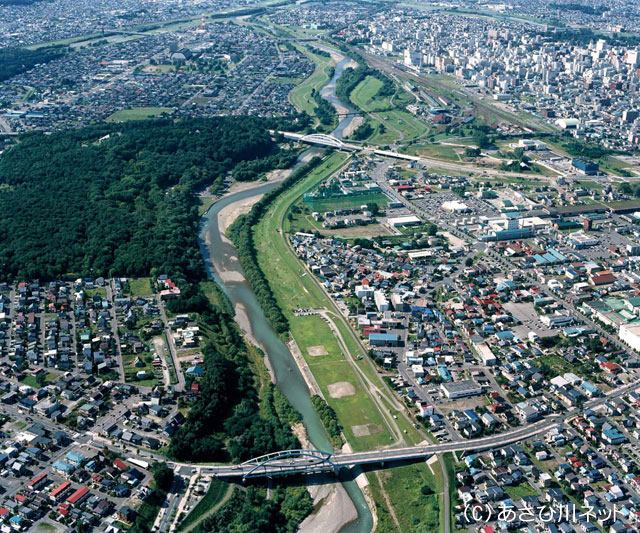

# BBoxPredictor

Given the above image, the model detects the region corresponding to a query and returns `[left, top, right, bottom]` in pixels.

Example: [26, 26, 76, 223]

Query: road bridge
[187, 376, 640, 481]
[207, 416, 560, 480]
[274, 131, 421, 163]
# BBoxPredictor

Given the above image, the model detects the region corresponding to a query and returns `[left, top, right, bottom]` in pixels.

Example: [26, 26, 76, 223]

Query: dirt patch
[343, 115, 364, 138]
[321, 223, 394, 238]
[438, 396, 487, 416]
[351, 424, 382, 437]
[308, 345, 329, 356]
[328, 381, 356, 398]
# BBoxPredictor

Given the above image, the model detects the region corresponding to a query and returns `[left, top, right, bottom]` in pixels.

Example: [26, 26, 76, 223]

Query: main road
[194, 375, 640, 480]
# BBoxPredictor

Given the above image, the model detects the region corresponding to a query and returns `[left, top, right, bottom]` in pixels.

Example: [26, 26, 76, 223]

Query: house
[117, 506, 137, 525]
[52, 460, 75, 477]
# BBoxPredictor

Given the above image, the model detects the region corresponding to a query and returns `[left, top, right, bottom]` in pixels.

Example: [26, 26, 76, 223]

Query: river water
[198, 53, 373, 532]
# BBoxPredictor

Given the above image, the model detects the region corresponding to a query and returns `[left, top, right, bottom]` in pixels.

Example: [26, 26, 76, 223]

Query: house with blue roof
[52, 460, 75, 476]
[65, 451, 86, 466]
[437, 365, 452, 382]
[603, 428, 626, 445]
[580, 381, 601, 398]
[186, 365, 204, 378]
[9, 516, 24, 528]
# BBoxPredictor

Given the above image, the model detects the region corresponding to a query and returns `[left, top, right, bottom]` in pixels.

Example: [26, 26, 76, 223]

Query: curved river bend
[198, 52, 372, 533]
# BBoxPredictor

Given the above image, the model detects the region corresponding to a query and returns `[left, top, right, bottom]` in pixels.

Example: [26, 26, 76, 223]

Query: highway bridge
[189, 377, 640, 481]
[275, 131, 421, 162]
[207, 416, 560, 481]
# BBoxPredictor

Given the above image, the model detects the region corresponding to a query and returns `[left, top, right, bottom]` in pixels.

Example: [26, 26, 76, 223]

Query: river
[197, 51, 374, 532]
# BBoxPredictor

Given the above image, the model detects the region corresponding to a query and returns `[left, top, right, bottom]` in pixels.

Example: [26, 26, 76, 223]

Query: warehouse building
[440, 380, 483, 399]
[572, 158, 599, 175]
[619, 322, 640, 353]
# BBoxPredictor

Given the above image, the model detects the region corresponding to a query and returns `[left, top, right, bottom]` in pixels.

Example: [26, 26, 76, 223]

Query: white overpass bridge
[274, 130, 421, 162]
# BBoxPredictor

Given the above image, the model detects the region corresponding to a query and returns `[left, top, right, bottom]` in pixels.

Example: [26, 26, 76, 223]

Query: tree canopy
[0, 117, 288, 280]
[0, 46, 66, 82]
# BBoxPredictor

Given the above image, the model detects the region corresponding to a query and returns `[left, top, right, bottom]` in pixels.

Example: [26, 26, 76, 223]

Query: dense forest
[618, 182, 640, 197]
[167, 286, 301, 462]
[229, 157, 323, 334]
[548, 3, 608, 15]
[562, 140, 613, 160]
[0, 46, 67, 82]
[312, 87, 337, 127]
[536, 27, 640, 46]
[194, 486, 313, 533]
[351, 121, 374, 141]
[0, 117, 297, 280]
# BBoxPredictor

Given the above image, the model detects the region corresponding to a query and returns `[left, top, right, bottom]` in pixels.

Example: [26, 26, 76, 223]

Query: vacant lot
[107, 107, 173, 122]
[305, 191, 390, 212]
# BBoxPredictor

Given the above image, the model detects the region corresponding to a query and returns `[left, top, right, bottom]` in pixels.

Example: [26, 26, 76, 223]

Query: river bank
[197, 42, 375, 533]
[204, 176, 364, 533]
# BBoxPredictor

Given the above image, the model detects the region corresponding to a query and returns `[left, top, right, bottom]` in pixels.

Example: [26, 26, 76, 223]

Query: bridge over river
[179, 376, 640, 482]
[205, 416, 559, 481]
[275, 130, 422, 161]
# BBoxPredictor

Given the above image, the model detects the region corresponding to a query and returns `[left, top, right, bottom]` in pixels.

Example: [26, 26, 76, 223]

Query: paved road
[106, 282, 125, 382]
[439, 455, 450, 533]
[157, 295, 185, 392]
[280, 130, 556, 180]
[184, 375, 640, 480]
[207, 416, 561, 478]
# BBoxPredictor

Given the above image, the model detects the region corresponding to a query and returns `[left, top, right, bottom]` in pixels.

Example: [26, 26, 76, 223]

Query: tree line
[311, 395, 343, 448]
[228, 157, 323, 334]
[0, 46, 67, 82]
[167, 283, 301, 463]
[0, 117, 296, 281]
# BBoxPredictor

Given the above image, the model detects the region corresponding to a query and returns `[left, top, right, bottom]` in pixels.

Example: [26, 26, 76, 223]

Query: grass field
[289, 45, 335, 117]
[304, 191, 389, 212]
[107, 107, 173, 122]
[350, 76, 388, 112]
[142, 64, 176, 74]
[20, 371, 59, 389]
[504, 482, 539, 500]
[122, 351, 159, 388]
[374, 462, 441, 532]
[178, 478, 231, 532]
[291, 315, 345, 363]
[405, 143, 461, 161]
[128, 277, 153, 297]
[197, 196, 216, 216]
[350, 76, 428, 144]
[254, 152, 394, 450]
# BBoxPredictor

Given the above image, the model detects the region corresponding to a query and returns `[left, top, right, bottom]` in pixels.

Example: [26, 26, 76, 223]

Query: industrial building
[386, 215, 421, 228]
[567, 231, 599, 248]
[475, 343, 497, 366]
[442, 200, 470, 214]
[440, 380, 483, 399]
[619, 322, 640, 353]
[572, 158, 599, 175]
